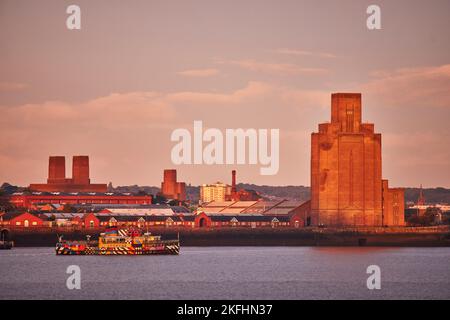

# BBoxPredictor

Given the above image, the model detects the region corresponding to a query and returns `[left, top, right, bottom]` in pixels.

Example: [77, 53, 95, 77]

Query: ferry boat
[0, 241, 14, 250]
[55, 226, 179, 255]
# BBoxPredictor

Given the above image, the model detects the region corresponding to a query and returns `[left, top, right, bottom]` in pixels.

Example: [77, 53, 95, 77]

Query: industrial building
[197, 199, 310, 227]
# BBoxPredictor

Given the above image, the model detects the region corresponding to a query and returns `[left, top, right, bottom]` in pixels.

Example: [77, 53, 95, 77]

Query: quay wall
[3, 226, 450, 247]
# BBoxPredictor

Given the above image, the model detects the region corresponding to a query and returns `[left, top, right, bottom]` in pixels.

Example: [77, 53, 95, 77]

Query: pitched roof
[41, 213, 86, 219]
[199, 199, 307, 215]
[96, 215, 184, 222]
[0, 211, 41, 221]
[97, 208, 175, 216]
[206, 214, 290, 222]
[10, 191, 151, 197]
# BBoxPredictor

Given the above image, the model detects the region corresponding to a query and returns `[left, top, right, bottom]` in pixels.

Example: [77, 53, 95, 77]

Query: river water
[0, 247, 449, 299]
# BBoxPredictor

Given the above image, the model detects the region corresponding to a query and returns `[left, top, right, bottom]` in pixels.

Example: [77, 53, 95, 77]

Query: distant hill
[2, 182, 450, 204]
[404, 187, 450, 204]
[0, 182, 28, 194]
[236, 184, 310, 202]
[112, 184, 160, 196]
[83, 184, 450, 205]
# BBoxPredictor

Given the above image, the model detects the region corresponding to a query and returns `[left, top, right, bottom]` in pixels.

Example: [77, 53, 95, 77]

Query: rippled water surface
[1, 247, 449, 299]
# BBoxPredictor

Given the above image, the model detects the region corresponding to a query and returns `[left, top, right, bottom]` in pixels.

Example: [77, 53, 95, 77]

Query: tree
[424, 207, 441, 225]
[107, 182, 114, 192]
[152, 194, 167, 204]
[407, 207, 442, 226]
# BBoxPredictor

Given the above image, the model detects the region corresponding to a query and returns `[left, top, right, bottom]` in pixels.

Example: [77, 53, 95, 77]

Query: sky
[0, 0, 449, 188]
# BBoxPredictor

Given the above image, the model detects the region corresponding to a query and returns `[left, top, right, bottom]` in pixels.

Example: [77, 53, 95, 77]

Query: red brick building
[228, 170, 261, 201]
[193, 212, 293, 228]
[97, 214, 195, 228]
[82, 213, 100, 228]
[233, 189, 261, 201]
[0, 212, 44, 228]
[382, 180, 405, 226]
[0, 192, 152, 209]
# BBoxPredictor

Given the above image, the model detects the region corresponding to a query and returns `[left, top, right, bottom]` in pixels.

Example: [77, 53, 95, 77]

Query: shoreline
[3, 227, 450, 247]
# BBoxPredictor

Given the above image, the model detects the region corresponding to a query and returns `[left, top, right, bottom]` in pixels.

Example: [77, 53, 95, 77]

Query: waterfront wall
[4, 226, 450, 247]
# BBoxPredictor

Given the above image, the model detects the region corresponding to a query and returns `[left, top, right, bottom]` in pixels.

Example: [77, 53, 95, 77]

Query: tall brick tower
[47, 156, 66, 184]
[160, 169, 186, 201]
[161, 169, 177, 197]
[310, 93, 404, 227]
[72, 156, 90, 185]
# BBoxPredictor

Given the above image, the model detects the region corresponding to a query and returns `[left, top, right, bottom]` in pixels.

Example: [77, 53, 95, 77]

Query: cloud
[0, 82, 288, 132]
[362, 64, 450, 108]
[216, 59, 329, 76]
[276, 48, 337, 59]
[166, 81, 275, 105]
[0, 82, 331, 185]
[280, 89, 329, 109]
[0, 92, 177, 131]
[0, 82, 331, 136]
[0, 81, 28, 91]
[177, 68, 219, 77]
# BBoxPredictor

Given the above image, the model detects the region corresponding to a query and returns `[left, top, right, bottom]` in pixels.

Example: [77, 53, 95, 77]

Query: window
[32, 221, 37, 226]
[346, 108, 354, 132]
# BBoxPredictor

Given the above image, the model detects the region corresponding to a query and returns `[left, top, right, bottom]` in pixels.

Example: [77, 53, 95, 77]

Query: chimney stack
[231, 170, 237, 194]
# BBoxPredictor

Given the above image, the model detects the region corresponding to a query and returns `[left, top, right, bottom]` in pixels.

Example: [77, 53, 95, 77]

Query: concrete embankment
[3, 226, 450, 247]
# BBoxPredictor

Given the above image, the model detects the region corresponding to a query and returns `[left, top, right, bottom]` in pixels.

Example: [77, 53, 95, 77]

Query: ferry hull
[55, 241, 180, 255]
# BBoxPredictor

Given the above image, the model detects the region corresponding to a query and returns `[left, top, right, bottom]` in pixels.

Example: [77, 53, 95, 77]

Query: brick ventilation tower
[310, 93, 404, 227]
[72, 156, 90, 185]
[160, 169, 186, 201]
[30, 156, 107, 192]
[47, 156, 67, 184]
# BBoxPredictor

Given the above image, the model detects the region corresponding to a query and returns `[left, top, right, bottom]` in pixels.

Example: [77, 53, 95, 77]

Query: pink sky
[0, 0, 449, 188]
